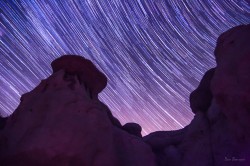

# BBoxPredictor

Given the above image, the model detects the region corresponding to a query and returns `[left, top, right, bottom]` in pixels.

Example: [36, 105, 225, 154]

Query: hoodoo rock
[1, 24, 250, 166]
[51, 55, 107, 99]
[0, 55, 156, 166]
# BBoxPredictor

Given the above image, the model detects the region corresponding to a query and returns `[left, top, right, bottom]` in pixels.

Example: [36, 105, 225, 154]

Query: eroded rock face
[190, 68, 215, 114]
[0, 55, 156, 166]
[144, 24, 250, 166]
[210, 24, 250, 165]
[212, 24, 250, 141]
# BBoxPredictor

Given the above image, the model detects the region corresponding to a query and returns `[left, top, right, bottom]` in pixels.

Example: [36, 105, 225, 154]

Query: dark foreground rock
[1, 24, 250, 166]
[122, 122, 142, 137]
[144, 24, 250, 166]
[0, 55, 156, 166]
[0, 117, 7, 130]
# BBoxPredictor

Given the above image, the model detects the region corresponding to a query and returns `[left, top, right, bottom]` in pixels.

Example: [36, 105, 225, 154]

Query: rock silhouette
[0, 55, 156, 166]
[122, 123, 142, 137]
[51, 55, 107, 99]
[1, 24, 250, 166]
[189, 68, 215, 114]
[145, 24, 250, 166]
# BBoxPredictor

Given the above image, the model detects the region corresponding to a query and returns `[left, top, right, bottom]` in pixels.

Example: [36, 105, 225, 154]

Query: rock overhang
[51, 55, 107, 95]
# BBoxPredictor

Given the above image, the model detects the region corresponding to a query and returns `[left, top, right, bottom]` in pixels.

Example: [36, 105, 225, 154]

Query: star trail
[0, 0, 249, 135]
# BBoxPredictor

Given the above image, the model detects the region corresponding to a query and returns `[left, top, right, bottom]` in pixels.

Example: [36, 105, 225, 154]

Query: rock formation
[1, 24, 250, 166]
[189, 68, 215, 114]
[122, 123, 142, 137]
[144, 24, 250, 166]
[0, 55, 156, 166]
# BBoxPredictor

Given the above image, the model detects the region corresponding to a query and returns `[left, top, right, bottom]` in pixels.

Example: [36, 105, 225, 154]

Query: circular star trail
[0, 0, 249, 135]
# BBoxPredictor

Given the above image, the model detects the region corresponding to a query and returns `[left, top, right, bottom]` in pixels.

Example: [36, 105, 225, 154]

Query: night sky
[0, 0, 249, 135]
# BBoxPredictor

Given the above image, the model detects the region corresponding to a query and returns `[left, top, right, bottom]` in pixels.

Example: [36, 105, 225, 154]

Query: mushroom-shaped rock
[122, 123, 142, 137]
[51, 55, 107, 97]
[189, 68, 215, 114]
[0, 55, 156, 166]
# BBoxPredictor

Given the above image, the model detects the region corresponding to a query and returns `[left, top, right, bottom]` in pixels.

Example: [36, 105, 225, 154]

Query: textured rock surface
[144, 24, 250, 166]
[0, 55, 156, 166]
